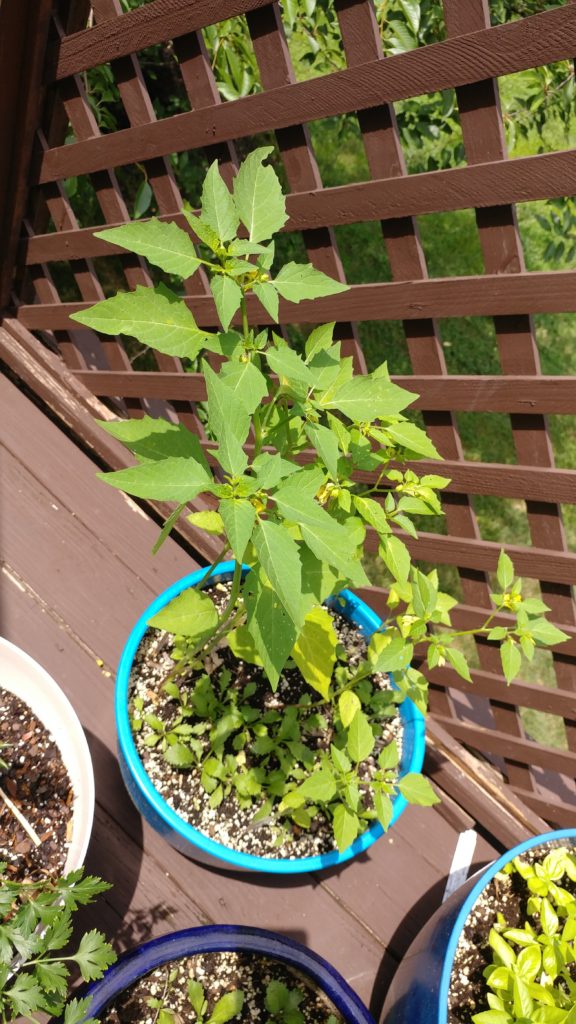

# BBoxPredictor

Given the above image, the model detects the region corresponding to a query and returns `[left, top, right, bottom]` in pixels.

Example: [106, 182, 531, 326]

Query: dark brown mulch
[0, 687, 73, 882]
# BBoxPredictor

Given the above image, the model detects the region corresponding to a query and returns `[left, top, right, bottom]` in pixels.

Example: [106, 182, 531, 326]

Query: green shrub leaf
[292, 606, 338, 700]
[201, 160, 239, 241]
[148, 588, 218, 639]
[233, 147, 287, 242]
[95, 218, 202, 277]
[274, 262, 349, 302]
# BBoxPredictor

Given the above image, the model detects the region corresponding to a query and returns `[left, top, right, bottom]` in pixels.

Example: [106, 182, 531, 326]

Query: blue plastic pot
[380, 828, 576, 1024]
[79, 925, 375, 1024]
[116, 561, 426, 874]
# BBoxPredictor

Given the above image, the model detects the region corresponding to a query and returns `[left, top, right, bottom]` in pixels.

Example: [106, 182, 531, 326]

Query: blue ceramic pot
[116, 561, 426, 874]
[380, 828, 576, 1024]
[79, 925, 375, 1024]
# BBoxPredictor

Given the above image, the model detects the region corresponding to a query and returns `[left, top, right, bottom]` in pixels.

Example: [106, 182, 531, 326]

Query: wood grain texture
[48, 0, 276, 80]
[23, 146, 576, 266]
[69, 368, 576, 414]
[434, 716, 576, 776]
[38, 6, 576, 183]
[16, 269, 576, 328]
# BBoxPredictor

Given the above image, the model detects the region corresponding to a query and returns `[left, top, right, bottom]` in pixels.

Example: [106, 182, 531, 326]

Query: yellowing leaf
[186, 510, 224, 534]
[291, 606, 337, 700]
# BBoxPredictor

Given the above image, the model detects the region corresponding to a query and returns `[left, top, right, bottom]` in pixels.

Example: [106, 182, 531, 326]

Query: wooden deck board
[1, 371, 507, 1016]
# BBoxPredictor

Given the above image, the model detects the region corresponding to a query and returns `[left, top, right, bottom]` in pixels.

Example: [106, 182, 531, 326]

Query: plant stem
[193, 541, 231, 591]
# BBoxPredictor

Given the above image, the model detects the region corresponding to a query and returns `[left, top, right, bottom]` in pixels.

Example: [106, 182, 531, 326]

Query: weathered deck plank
[1, 370, 505, 1016]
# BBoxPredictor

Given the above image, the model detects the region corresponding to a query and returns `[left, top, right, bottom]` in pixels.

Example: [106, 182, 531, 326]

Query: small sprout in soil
[0, 863, 116, 1024]
[146, 967, 244, 1024]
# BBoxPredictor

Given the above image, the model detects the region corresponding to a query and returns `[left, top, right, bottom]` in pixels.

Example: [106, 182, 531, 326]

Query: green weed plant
[71, 150, 567, 853]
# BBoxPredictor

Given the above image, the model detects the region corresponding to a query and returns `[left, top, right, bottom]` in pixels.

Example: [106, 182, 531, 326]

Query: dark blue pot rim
[116, 560, 426, 873]
[81, 925, 375, 1024]
[438, 828, 576, 1024]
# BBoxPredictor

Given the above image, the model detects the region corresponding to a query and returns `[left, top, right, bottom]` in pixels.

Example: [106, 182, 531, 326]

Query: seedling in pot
[145, 966, 244, 1024]
[471, 847, 576, 1024]
[72, 149, 569, 853]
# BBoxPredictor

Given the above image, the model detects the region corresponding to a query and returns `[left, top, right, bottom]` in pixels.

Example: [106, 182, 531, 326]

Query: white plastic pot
[0, 637, 95, 873]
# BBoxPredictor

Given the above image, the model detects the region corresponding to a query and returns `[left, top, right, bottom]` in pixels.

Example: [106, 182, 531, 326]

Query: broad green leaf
[253, 281, 279, 322]
[488, 928, 516, 968]
[374, 790, 393, 831]
[333, 804, 360, 852]
[516, 944, 541, 981]
[347, 709, 375, 762]
[540, 897, 559, 936]
[70, 285, 214, 358]
[305, 422, 340, 479]
[305, 322, 335, 361]
[200, 159, 239, 241]
[379, 534, 411, 584]
[211, 274, 242, 331]
[339, 690, 361, 728]
[368, 633, 413, 673]
[73, 929, 117, 980]
[35, 961, 68, 997]
[274, 262, 349, 302]
[148, 587, 218, 640]
[445, 647, 472, 683]
[296, 766, 337, 803]
[319, 373, 417, 421]
[398, 0, 421, 33]
[98, 455, 213, 502]
[98, 416, 210, 470]
[378, 740, 399, 771]
[182, 208, 221, 251]
[353, 495, 390, 535]
[208, 989, 244, 1024]
[164, 742, 195, 768]
[331, 743, 351, 774]
[301, 519, 370, 588]
[203, 360, 250, 476]
[497, 550, 514, 590]
[266, 345, 314, 387]
[251, 452, 298, 490]
[253, 519, 303, 626]
[327, 412, 351, 454]
[7, 974, 46, 1017]
[229, 239, 270, 256]
[300, 547, 343, 615]
[500, 637, 522, 684]
[219, 498, 256, 560]
[528, 619, 570, 646]
[219, 359, 269, 417]
[292, 606, 338, 700]
[244, 570, 298, 687]
[63, 997, 97, 1024]
[233, 147, 287, 242]
[187, 510, 224, 534]
[227, 625, 263, 666]
[513, 977, 533, 1020]
[133, 179, 152, 218]
[385, 422, 441, 459]
[95, 218, 202, 277]
[188, 979, 206, 1017]
[397, 773, 440, 807]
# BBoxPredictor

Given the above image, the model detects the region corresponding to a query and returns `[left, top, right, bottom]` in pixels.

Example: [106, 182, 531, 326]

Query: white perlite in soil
[129, 589, 403, 860]
[100, 951, 345, 1024]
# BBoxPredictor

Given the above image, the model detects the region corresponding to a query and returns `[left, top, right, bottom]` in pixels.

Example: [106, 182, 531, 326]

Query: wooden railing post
[0, 0, 53, 310]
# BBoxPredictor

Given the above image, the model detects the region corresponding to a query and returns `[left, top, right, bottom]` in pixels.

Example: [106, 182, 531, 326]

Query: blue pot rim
[81, 925, 375, 1023]
[438, 828, 576, 1023]
[116, 560, 426, 874]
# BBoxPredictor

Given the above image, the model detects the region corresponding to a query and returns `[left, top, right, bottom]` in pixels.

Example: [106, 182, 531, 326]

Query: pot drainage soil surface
[99, 950, 343, 1024]
[448, 839, 576, 1024]
[0, 687, 73, 881]
[129, 584, 402, 859]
